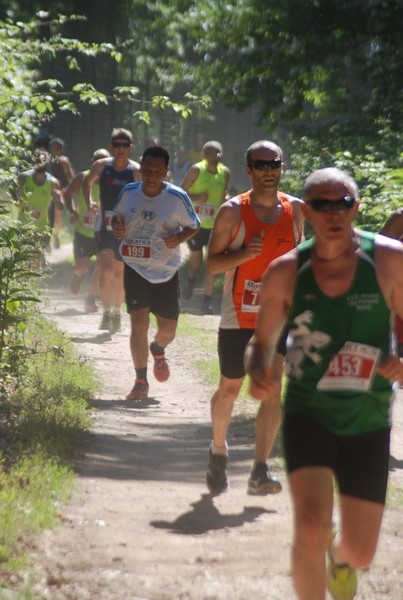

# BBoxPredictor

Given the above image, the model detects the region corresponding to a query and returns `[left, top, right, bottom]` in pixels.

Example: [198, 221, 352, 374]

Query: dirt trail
[23, 246, 403, 599]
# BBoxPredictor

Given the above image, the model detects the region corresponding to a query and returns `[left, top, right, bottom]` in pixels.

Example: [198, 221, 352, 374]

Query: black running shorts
[186, 227, 211, 251]
[73, 231, 97, 260]
[283, 411, 390, 504]
[95, 230, 122, 261]
[218, 327, 288, 379]
[124, 265, 180, 320]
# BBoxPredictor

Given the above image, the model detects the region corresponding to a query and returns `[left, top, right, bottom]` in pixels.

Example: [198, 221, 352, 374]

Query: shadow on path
[150, 493, 274, 535]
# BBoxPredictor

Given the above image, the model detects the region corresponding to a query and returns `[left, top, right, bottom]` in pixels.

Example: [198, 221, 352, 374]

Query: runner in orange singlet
[205, 140, 304, 495]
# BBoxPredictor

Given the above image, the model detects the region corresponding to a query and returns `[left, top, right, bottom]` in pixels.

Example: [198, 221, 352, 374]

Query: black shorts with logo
[124, 265, 180, 320]
[73, 231, 97, 260]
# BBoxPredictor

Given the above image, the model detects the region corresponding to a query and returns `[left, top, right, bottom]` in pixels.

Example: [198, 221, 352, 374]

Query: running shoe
[126, 379, 149, 401]
[84, 295, 98, 313]
[98, 312, 112, 331]
[206, 448, 229, 495]
[327, 529, 358, 600]
[110, 312, 122, 333]
[70, 275, 83, 295]
[150, 344, 170, 382]
[182, 278, 195, 300]
[247, 462, 282, 495]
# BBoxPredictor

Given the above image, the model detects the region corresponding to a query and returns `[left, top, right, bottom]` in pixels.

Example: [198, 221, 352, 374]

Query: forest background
[0, 0, 402, 223]
[0, 1, 402, 593]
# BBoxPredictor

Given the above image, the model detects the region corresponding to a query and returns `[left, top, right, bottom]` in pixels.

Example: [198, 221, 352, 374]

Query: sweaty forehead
[305, 181, 352, 199]
[250, 145, 281, 161]
[141, 156, 166, 170]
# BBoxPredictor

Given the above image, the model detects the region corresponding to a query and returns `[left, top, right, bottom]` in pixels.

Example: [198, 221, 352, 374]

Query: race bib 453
[317, 341, 380, 392]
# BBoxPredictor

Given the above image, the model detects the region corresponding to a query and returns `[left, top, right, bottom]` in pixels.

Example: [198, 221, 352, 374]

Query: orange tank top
[229, 191, 300, 329]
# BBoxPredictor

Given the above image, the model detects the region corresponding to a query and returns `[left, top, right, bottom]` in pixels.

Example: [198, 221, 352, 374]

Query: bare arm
[380, 210, 403, 241]
[207, 200, 267, 275]
[164, 226, 200, 249]
[63, 173, 84, 222]
[60, 155, 75, 184]
[245, 253, 297, 399]
[290, 197, 306, 242]
[51, 180, 63, 209]
[374, 236, 403, 381]
[180, 165, 207, 203]
[82, 160, 106, 210]
[222, 166, 230, 202]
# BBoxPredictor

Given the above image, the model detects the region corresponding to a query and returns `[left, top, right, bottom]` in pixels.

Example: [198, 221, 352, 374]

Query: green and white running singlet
[284, 231, 394, 436]
[188, 160, 227, 229]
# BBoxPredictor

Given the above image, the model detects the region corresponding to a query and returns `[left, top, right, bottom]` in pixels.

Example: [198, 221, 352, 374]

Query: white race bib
[121, 238, 151, 265]
[195, 203, 215, 219]
[83, 213, 96, 229]
[104, 210, 114, 231]
[241, 280, 261, 313]
[317, 341, 380, 392]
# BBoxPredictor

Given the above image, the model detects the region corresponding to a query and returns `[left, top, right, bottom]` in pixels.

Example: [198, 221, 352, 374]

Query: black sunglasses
[112, 141, 131, 148]
[307, 195, 356, 212]
[251, 159, 282, 171]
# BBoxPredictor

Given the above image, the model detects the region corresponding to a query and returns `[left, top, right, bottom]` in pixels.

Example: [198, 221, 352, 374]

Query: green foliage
[282, 131, 403, 234]
[0, 453, 74, 569]
[175, 0, 403, 142]
[2, 315, 98, 461]
[0, 311, 98, 575]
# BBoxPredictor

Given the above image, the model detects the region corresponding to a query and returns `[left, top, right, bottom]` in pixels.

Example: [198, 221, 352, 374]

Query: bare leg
[254, 353, 283, 463]
[112, 259, 125, 310]
[98, 249, 115, 311]
[129, 308, 150, 369]
[154, 315, 178, 349]
[187, 249, 203, 280]
[334, 495, 384, 568]
[211, 375, 243, 449]
[288, 466, 334, 600]
[88, 257, 101, 299]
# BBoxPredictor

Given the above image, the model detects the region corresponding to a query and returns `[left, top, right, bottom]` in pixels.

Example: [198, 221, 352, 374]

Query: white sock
[211, 440, 228, 457]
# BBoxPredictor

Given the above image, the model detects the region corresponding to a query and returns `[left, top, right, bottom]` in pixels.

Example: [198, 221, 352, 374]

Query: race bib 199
[241, 280, 261, 313]
[120, 238, 151, 265]
[317, 341, 380, 392]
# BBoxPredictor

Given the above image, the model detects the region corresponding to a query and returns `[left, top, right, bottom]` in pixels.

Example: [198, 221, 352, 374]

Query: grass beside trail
[175, 312, 252, 401]
[0, 311, 99, 587]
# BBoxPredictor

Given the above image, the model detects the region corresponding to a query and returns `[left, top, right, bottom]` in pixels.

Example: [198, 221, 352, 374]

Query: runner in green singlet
[64, 148, 110, 313]
[245, 167, 403, 600]
[18, 149, 62, 269]
[181, 140, 230, 314]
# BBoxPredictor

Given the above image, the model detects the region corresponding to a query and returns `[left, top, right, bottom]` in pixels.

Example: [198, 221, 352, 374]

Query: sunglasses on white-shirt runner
[306, 195, 356, 212]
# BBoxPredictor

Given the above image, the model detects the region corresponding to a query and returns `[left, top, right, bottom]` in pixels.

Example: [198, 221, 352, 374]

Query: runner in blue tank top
[83, 128, 141, 332]
[245, 167, 403, 600]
